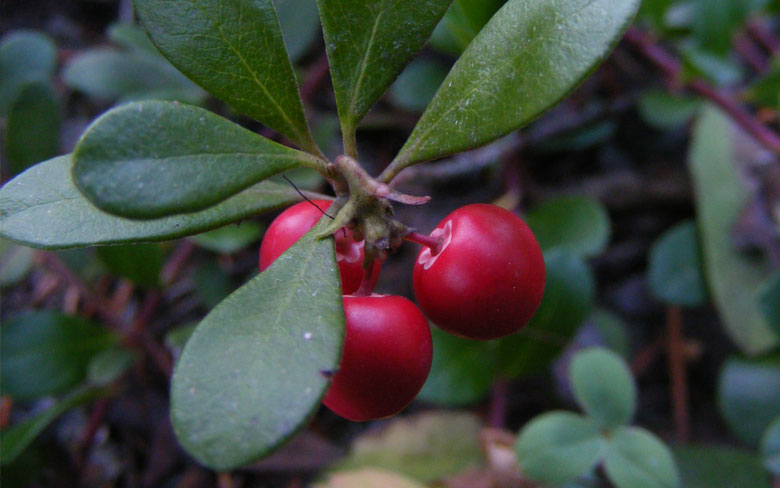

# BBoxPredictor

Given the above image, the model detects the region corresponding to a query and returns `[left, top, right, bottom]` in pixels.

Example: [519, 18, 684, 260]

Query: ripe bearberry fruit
[322, 294, 432, 421]
[412, 204, 545, 340]
[259, 199, 380, 294]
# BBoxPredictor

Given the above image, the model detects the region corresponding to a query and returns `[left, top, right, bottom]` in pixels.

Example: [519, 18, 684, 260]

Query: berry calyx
[322, 294, 432, 421]
[259, 199, 380, 294]
[412, 204, 545, 340]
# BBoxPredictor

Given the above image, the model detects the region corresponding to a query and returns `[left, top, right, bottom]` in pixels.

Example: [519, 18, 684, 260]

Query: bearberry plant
[0, 0, 640, 470]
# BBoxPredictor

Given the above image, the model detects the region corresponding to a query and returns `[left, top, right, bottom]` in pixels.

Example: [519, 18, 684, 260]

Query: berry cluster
[259, 201, 545, 421]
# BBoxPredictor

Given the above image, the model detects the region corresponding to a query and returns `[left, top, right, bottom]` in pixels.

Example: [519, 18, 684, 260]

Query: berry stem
[405, 231, 442, 255]
[354, 268, 376, 296]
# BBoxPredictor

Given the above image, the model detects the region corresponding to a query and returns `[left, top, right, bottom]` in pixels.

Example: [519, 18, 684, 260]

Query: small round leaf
[647, 221, 707, 307]
[604, 427, 680, 488]
[526, 195, 611, 258]
[515, 411, 606, 485]
[761, 417, 780, 476]
[570, 347, 636, 430]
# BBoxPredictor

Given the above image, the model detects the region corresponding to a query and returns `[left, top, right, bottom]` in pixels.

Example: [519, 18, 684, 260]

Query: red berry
[323, 294, 432, 421]
[259, 200, 380, 294]
[413, 204, 545, 340]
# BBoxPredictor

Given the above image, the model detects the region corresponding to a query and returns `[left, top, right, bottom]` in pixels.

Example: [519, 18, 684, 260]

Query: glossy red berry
[259, 199, 380, 294]
[413, 204, 545, 340]
[323, 294, 432, 421]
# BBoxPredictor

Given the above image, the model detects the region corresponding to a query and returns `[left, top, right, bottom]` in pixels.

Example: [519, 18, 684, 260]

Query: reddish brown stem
[300, 53, 330, 102]
[666, 306, 690, 442]
[735, 32, 769, 73]
[404, 231, 442, 254]
[747, 20, 780, 56]
[624, 26, 780, 154]
[76, 397, 111, 469]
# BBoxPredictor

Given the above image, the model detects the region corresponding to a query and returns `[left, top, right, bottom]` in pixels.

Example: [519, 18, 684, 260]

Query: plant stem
[488, 379, 509, 428]
[624, 26, 780, 154]
[666, 305, 690, 443]
[404, 231, 442, 254]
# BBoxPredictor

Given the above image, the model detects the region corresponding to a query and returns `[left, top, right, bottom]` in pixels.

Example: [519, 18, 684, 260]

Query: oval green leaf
[498, 250, 595, 378]
[5, 81, 61, 175]
[429, 0, 506, 55]
[87, 347, 138, 387]
[570, 347, 636, 430]
[170, 225, 344, 470]
[689, 106, 777, 354]
[417, 327, 497, 406]
[526, 195, 611, 257]
[647, 220, 707, 307]
[0, 156, 317, 249]
[761, 417, 780, 475]
[0, 30, 57, 115]
[674, 445, 771, 488]
[318, 0, 451, 153]
[389, 0, 640, 171]
[718, 355, 780, 447]
[515, 411, 606, 485]
[133, 0, 319, 153]
[72, 101, 320, 219]
[63, 48, 205, 103]
[0, 239, 35, 287]
[0, 311, 116, 401]
[604, 426, 680, 488]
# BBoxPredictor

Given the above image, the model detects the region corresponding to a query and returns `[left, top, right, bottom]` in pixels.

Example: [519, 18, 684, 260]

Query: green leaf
[0, 311, 116, 401]
[591, 308, 631, 358]
[170, 224, 343, 470]
[532, 119, 616, 153]
[674, 445, 771, 488]
[190, 222, 264, 254]
[647, 220, 707, 307]
[429, 0, 506, 55]
[0, 387, 106, 465]
[757, 271, 780, 337]
[0, 30, 57, 115]
[0, 239, 35, 287]
[637, 89, 700, 130]
[333, 411, 483, 482]
[192, 259, 236, 308]
[526, 195, 611, 257]
[5, 81, 61, 175]
[63, 48, 205, 103]
[96, 243, 164, 288]
[498, 250, 595, 378]
[718, 355, 780, 446]
[72, 101, 320, 219]
[107, 23, 160, 55]
[0, 156, 313, 249]
[133, 0, 320, 153]
[570, 347, 636, 430]
[389, 59, 450, 113]
[604, 427, 679, 488]
[761, 417, 780, 475]
[688, 106, 777, 354]
[692, 0, 762, 56]
[417, 327, 497, 406]
[318, 0, 451, 155]
[389, 0, 640, 170]
[515, 411, 605, 485]
[87, 347, 138, 387]
[275, 0, 321, 62]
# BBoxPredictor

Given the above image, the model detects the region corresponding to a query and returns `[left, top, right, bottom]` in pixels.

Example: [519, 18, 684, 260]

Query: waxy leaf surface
[170, 226, 343, 469]
[0, 156, 313, 249]
[318, 0, 451, 149]
[133, 0, 319, 152]
[73, 101, 319, 218]
[392, 0, 640, 168]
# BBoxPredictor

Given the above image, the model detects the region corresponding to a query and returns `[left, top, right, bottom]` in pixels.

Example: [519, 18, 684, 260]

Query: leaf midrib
[345, 0, 388, 126]
[189, 0, 305, 144]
